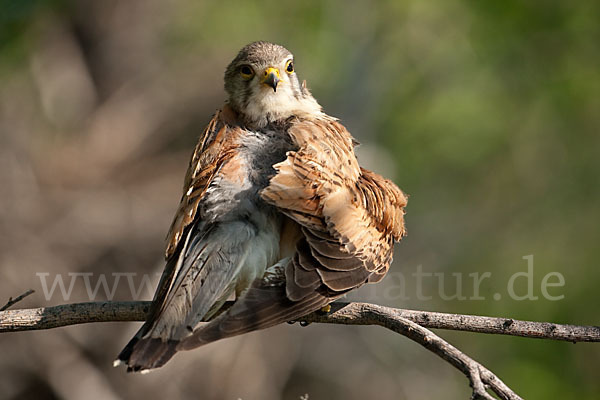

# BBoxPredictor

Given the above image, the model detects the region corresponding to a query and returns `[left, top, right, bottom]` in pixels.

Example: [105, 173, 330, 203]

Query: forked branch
[2, 300, 599, 399]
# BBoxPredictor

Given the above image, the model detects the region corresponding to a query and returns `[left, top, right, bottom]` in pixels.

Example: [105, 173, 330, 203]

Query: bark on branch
[2, 300, 598, 342]
[2, 300, 599, 399]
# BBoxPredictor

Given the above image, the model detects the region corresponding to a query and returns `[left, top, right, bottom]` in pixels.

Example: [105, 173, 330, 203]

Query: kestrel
[116, 41, 407, 372]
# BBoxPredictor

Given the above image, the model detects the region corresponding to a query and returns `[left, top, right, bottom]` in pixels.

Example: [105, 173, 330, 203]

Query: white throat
[238, 86, 323, 129]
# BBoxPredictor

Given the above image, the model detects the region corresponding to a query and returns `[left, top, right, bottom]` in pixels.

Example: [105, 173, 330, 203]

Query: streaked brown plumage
[116, 41, 407, 372]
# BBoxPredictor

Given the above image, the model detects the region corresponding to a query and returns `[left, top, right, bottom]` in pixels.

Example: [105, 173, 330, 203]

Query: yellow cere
[263, 67, 281, 79]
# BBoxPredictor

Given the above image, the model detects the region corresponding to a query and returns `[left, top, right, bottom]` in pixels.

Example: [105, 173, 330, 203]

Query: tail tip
[115, 337, 179, 372]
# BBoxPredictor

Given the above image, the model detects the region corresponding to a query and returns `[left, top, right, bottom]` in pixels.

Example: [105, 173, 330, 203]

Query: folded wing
[179, 116, 407, 350]
[117, 106, 246, 370]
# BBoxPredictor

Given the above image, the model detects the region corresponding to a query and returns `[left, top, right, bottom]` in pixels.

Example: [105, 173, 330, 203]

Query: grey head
[224, 41, 322, 128]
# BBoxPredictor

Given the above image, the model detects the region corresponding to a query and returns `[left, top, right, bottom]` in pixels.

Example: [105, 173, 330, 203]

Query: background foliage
[1, 1, 598, 399]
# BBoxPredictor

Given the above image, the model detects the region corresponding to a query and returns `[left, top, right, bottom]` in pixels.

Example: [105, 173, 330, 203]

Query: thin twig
[0, 289, 35, 311]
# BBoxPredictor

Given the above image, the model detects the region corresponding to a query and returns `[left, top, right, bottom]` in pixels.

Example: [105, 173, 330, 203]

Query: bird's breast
[199, 127, 294, 297]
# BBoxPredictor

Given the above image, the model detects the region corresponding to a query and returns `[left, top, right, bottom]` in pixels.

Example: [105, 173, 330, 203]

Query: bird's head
[224, 41, 322, 128]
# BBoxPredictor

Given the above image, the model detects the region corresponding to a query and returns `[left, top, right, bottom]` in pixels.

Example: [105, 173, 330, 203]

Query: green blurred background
[1, 1, 598, 399]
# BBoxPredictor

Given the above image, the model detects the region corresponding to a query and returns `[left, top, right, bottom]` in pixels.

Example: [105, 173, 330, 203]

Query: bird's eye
[240, 65, 254, 80]
[285, 60, 294, 73]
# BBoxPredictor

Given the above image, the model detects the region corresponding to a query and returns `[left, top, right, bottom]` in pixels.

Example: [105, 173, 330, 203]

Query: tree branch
[2, 301, 599, 399]
[3, 300, 598, 342]
[302, 302, 600, 343]
[303, 303, 521, 400]
[0, 301, 150, 332]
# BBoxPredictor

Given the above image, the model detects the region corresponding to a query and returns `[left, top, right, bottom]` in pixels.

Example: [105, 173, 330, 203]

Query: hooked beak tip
[264, 75, 279, 92]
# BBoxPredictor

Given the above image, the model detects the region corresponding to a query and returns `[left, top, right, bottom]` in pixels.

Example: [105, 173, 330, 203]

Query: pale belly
[233, 217, 281, 296]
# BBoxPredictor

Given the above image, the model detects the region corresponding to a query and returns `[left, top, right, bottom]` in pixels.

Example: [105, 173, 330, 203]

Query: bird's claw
[318, 304, 332, 314]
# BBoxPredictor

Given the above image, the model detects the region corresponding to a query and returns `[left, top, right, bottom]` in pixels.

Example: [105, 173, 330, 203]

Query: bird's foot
[318, 304, 331, 314]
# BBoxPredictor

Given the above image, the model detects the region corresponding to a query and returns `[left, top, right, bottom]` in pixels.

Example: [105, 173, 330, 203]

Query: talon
[287, 320, 297, 325]
[299, 321, 310, 327]
[319, 304, 331, 314]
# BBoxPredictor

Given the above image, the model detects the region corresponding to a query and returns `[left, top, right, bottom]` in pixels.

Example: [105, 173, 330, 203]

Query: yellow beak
[261, 67, 281, 92]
